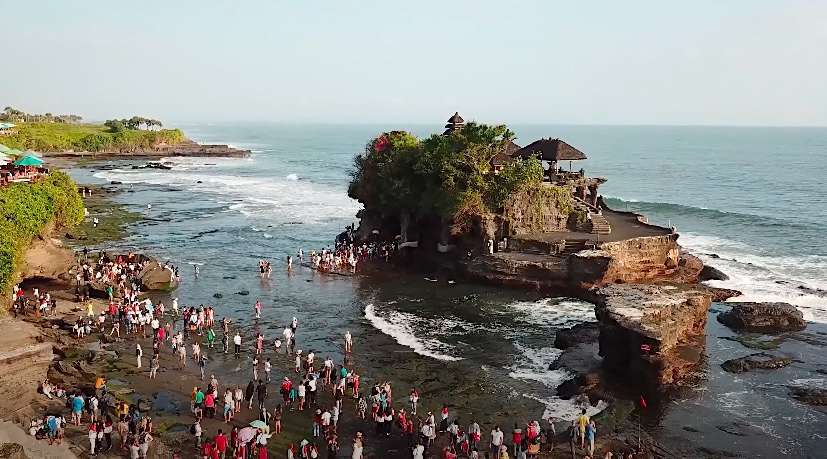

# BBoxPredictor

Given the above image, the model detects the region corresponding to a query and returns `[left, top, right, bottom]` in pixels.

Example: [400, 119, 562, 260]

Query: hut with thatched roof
[514, 138, 586, 163]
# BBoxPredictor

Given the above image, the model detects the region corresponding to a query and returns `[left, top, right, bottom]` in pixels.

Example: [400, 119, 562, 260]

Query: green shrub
[0, 171, 84, 294]
[0, 123, 186, 152]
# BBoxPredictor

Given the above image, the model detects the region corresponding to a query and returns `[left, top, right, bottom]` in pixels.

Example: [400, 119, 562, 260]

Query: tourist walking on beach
[344, 331, 353, 353]
[491, 425, 504, 456]
[409, 388, 419, 416]
[199, 354, 208, 380]
[568, 421, 577, 458]
[256, 380, 268, 411]
[576, 409, 589, 449]
[586, 420, 596, 456]
[149, 353, 159, 379]
[256, 333, 264, 355]
[234, 332, 242, 357]
[254, 299, 262, 320]
[135, 343, 143, 369]
[246, 380, 256, 410]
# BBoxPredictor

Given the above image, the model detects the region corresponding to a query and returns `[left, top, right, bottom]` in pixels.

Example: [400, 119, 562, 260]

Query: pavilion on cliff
[514, 138, 587, 171]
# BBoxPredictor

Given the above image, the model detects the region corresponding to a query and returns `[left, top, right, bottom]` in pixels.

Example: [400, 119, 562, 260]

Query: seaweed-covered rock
[717, 302, 805, 333]
[720, 352, 792, 373]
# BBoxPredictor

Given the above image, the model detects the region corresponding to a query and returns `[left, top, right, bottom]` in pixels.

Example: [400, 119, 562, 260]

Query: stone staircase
[590, 213, 611, 235]
[560, 239, 589, 254]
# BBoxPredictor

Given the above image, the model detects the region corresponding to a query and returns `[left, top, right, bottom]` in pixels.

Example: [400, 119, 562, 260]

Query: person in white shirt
[135, 343, 143, 368]
[490, 425, 504, 456]
[233, 332, 242, 357]
[344, 331, 353, 353]
[264, 358, 272, 382]
[412, 443, 425, 459]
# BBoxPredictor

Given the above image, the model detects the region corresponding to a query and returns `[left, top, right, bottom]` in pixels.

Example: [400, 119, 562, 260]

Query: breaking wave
[363, 303, 463, 362]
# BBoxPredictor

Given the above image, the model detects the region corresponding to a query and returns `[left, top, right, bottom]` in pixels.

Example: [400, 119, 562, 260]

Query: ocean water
[68, 123, 827, 456]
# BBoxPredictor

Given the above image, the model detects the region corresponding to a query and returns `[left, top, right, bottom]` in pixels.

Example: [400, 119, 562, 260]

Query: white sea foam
[680, 232, 827, 323]
[286, 174, 299, 181]
[506, 298, 596, 327]
[363, 303, 463, 362]
[93, 166, 361, 226]
[508, 343, 567, 387]
[508, 343, 609, 420]
[523, 393, 608, 422]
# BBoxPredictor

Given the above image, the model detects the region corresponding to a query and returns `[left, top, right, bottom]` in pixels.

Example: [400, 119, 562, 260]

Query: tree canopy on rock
[348, 123, 543, 224]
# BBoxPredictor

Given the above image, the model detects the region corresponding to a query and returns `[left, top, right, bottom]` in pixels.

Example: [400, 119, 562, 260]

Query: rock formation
[788, 380, 827, 406]
[720, 352, 793, 373]
[554, 322, 600, 349]
[592, 284, 712, 385]
[717, 302, 806, 333]
[136, 261, 179, 292]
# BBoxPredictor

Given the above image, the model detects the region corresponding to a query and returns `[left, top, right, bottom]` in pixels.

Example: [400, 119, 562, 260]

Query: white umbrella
[238, 426, 257, 443]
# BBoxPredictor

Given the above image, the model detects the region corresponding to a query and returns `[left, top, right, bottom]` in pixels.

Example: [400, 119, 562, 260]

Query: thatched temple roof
[514, 138, 587, 162]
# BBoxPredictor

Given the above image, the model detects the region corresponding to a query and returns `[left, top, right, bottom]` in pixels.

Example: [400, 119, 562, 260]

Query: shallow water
[67, 123, 827, 456]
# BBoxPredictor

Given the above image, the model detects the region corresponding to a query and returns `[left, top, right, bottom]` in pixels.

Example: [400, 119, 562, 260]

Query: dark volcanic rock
[717, 302, 806, 333]
[699, 264, 729, 281]
[235, 290, 249, 296]
[706, 287, 742, 302]
[137, 398, 154, 412]
[788, 381, 827, 406]
[720, 352, 793, 373]
[213, 293, 223, 299]
[554, 322, 600, 349]
[556, 372, 601, 400]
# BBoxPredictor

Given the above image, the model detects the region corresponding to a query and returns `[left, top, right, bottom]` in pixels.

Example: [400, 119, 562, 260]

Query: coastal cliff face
[592, 284, 712, 385]
[570, 234, 686, 286]
[463, 233, 700, 291]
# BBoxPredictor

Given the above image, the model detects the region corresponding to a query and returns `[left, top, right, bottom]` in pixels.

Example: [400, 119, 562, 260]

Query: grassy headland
[0, 171, 85, 294]
[0, 122, 186, 152]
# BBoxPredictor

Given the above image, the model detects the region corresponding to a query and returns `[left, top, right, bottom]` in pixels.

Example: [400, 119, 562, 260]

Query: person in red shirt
[214, 430, 228, 459]
[512, 423, 523, 457]
[205, 392, 216, 419]
[201, 439, 214, 459]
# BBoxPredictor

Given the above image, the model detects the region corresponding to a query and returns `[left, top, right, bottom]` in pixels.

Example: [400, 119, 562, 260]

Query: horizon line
[154, 120, 827, 129]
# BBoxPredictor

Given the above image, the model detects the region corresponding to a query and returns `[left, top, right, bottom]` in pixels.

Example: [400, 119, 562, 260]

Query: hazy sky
[1, 1, 825, 125]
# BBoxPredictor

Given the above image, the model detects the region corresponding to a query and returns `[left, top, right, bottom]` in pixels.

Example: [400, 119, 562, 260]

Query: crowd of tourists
[5, 244, 641, 459]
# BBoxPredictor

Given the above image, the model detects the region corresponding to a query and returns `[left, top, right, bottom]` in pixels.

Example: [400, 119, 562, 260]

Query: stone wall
[500, 184, 572, 235]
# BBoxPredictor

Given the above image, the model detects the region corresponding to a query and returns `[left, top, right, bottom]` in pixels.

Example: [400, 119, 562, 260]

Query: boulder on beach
[717, 302, 806, 333]
[137, 398, 154, 412]
[138, 262, 179, 292]
[699, 265, 729, 281]
[721, 352, 793, 373]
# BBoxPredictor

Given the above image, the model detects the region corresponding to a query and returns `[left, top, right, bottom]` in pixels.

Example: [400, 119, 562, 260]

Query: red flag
[639, 395, 648, 409]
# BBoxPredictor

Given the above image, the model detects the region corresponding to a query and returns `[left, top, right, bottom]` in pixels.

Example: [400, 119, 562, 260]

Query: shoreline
[0, 171, 661, 458]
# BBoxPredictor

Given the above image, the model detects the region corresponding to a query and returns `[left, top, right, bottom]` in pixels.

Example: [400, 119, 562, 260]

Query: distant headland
[0, 106, 249, 158]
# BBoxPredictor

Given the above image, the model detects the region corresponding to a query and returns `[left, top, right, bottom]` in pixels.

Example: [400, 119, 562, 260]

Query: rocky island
[345, 112, 805, 391]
